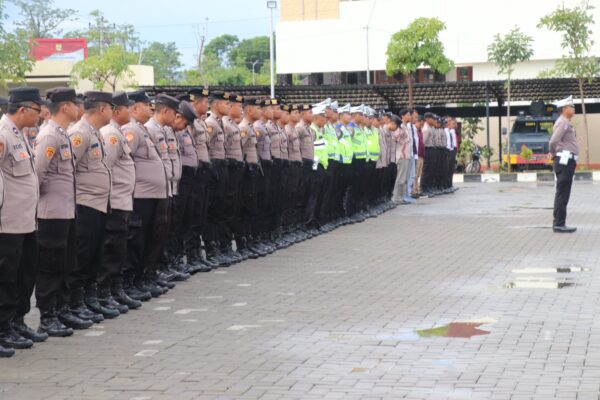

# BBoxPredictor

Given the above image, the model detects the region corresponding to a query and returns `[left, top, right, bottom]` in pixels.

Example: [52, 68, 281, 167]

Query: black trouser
[447, 149, 457, 188]
[299, 159, 313, 214]
[365, 161, 377, 206]
[421, 148, 434, 192]
[258, 160, 272, 236]
[320, 160, 339, 222]
[188, 162, 211, 255]
[270, 158, 286, 233]
[35, 219, 76, 314]
[349, 158, 367, 214]
[305, 163, 327, 227]
[339, 163, 355, 216]
[100, 209, 129, 290]
[283, 161, 302, 228]
[240, 163, 259, 239]
[127, 198, 169, 279]
[386, 162, 397, 199]
[204, 159, 229, 244]
[0, 232, 38, 323]
[223, 160, 244, 247]
[68, 205, 106, 293]
[171, 166, 196, 258]
[553, 157, 576, 227]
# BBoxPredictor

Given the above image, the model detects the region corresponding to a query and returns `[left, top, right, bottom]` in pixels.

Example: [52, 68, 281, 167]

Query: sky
[4, 0, 280, 68]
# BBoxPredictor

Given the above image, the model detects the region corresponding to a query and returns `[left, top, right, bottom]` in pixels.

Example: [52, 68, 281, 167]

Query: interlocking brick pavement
[2, 181, 600, 400]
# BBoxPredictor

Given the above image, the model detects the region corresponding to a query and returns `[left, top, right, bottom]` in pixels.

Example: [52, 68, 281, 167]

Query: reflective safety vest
[365, 126, 380, 162]
[351, 124, 367, 160]
[310, 124, 328, 169]
[336, 124, 354, 164]
[324, 123, 340, 161]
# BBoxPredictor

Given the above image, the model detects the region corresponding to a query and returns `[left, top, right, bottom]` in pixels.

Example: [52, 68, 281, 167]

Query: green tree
[538, 0, 600, 166]
[487, 27, 533, 172]
[140, 41, 182, 85]
[204, 34, 239, 67]
[385, 17, 453, 107]
[10, 0, 77, 38]
[0, 0, 34, 87]
[229, 36, 269, 71]
[71, 44, 135, 91]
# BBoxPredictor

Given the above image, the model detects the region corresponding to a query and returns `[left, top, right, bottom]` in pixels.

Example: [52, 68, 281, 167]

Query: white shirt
[445, 128, 454, 151]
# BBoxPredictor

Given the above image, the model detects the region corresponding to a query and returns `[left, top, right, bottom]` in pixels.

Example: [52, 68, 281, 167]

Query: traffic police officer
[549, 95, 578, 233]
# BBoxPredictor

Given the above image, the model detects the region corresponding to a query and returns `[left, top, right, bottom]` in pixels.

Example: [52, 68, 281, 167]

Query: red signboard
[30, 38, 88, 61]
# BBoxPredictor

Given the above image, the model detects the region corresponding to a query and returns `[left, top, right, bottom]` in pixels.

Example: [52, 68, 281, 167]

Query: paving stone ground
[2, 181, 600, 400]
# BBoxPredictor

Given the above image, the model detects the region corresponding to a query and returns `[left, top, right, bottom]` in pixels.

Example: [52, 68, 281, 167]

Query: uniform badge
[45, 146, 56, 159]
[71, 134, 83, 147]
[19, 151, 28, 160]
[184, 136, 192, 145]
[109, 135, 119, 145]
[241, 131, 247, 138]
[161, 142, 167, 151]
[256, 131, 260, 137]
[125, 132, 135, 142]
[92, 148, 101, 157]
[207, 126, 213, 134]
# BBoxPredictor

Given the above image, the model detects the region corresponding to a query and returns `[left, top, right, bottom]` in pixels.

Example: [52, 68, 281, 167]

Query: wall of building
[276, 0, 600, 77]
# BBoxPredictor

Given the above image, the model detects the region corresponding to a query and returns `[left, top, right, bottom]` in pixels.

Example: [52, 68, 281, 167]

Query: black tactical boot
[69, 287, 104, 323]
[112, 281, 142, 309]
[98, 285, 128, 314]
[38, 311, 73, 337]
[12, 316, 48, 343]
[0, 322, 33, 349]
[57, 305, 93, 330]
[85, 284, 120, 319]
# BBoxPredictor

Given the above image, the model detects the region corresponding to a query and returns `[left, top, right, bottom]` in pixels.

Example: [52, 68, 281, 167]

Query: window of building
[456, 66, 473, 81]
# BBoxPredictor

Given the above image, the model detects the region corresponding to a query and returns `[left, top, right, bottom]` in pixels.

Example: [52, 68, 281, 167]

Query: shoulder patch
[241, 130, 247, 138]
[71, 134, 83, 147]
[207, 126, 213, 134]
[108, 135, 119, 145]
[45, 146, 56, 159]
[125, 132, 135, 142]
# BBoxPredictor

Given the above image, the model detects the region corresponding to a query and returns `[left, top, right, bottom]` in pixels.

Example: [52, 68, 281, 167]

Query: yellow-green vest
[310, 124, 328, 169]
[351, 124, 368, 160]
[324, 123, 340, 161]
[365, 126, 380, 162]
[337, 124, 354, 164]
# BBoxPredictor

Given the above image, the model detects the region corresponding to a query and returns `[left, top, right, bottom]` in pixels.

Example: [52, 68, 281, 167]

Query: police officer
[123, 90, 168, 300]
[265, 98, 290, 248]
[296, 104, 315, 234]
[335, 104, 355, 222]
[0, 88, 45, 356]
[186, 88, 215, 270]
[99, 91, 141, 311]
[170, 100, 210, 273]
[421, 112, 436, 196]
[144, 94, 181, 292]
[284, 105, 306, 241]
[239, 96, 267, 257]
[254, 99, 276, 251]
[549, 96, 578, 233]
[34, 87, 80, 337]
[204, 91, 232, 267]
[306, 104, 328, 231]
[67, 91, 118, 325]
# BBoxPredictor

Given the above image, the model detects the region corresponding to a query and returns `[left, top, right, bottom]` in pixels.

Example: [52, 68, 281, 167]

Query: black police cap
[127, 90, 152, 104]
[46, 87, 79, 104]
[242, 96, 262, 106]
[176, 93, 191, 102]
[177, 100, 198, 123]
[84, 91, 115, 105]
[8, 87, 43, 105]
[228, 93, 244, 103]
[188, 87, 210, 98]
[155, 93, 180, 110]
[208, 91, 230, 102]
[112, 91, 134, 107]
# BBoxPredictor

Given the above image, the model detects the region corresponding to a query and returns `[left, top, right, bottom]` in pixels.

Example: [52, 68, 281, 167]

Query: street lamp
[251, 60, 260, 85]
[267, 0, 277, 98]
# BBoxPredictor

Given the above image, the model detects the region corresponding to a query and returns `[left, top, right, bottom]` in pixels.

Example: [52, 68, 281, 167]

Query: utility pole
[195, 18, 208, 85]
[267, 1, 277, 98]
[365, 0, 377, 84]
[89, 16, 114, 55]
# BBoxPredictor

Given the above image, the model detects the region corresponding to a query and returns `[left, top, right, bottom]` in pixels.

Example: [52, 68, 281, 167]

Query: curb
[454, 171, 596, 184]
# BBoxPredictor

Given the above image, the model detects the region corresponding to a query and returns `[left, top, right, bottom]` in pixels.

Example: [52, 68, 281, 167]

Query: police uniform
[284, 105, 303, 236]
[123, 90, 169, 300]
[238, 97, 264, 256]
[0, 88, 44, 353]
[99, 91, 140, 310]
[34, 87, 79, 337]
[305, 105, 328, 231]
[186, 88, 214, 269]
[204, 91, 231, 266]
[550, 96, 579, 233]
[295, 105, 315, 231]
[68, 91, 116, 321]
[253, 101, 275, 248]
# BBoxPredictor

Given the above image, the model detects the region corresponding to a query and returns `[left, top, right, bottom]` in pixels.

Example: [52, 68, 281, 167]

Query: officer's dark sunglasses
[21, 105, 42, 113]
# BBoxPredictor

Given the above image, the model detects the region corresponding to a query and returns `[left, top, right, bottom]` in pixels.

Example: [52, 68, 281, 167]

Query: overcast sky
[4, 0, 280, 68]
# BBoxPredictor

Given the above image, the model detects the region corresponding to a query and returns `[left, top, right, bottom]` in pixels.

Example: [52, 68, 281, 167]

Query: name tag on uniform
[60, 143, 72, 159]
